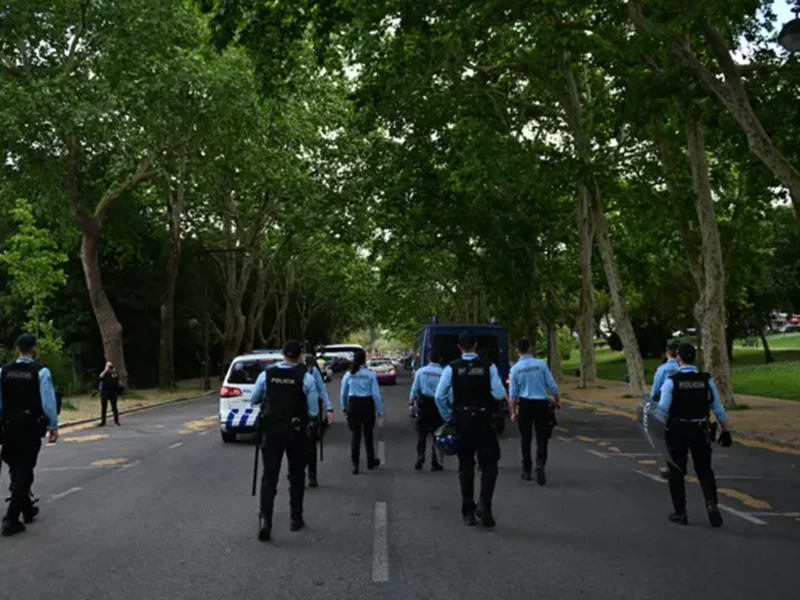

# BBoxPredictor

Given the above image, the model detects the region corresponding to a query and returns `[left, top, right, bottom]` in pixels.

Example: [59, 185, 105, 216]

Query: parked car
[367, 358, 397, 385]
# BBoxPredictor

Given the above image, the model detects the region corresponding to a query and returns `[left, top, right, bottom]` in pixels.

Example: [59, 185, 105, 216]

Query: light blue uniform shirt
[650, 358, 680, 401]
[509, 355, 558, 401]
[434, 353, 507, 422]
[410, 363, 444, 410]
[310, 367, 332, 411]
[340, 367, 384, 416]
[250, 362, 319, 418]
[657, 365, 728, 424]
[0, 357, 59, 429]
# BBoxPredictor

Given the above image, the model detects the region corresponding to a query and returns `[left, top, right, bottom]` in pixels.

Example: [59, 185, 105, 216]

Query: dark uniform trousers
[416, 395, 443, 463]
[518, 399, 552, 471]
[665, 421, 718, 513]
[455, 409, 500, 515]
[347, 396, 376, 467]
[1, 425, 42, 522]
[100, 392, 120, 425]
[260, 425, 307, 523]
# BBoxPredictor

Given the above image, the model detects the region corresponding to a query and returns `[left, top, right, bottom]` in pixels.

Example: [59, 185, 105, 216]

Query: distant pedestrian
[340, 349, 384, 474]
[98, 362, 122, 427]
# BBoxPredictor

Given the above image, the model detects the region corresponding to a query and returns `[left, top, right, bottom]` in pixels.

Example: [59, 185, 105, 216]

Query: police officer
[98, 362, 122, 427]
[656, 343, 731, 528]
[340, 349, 384, 475]
[409, 348, 445, 472]
[0, 334, 59, 537]
[509, 338, 560, 485]
[251, 340, 323, 542]
[304, 354, 334, 488]
[650, 343, 680, 478]
[435, 331, 509, 528]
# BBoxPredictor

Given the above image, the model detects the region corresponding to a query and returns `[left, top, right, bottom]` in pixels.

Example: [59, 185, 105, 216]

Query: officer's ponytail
[350, 350, 366, 375]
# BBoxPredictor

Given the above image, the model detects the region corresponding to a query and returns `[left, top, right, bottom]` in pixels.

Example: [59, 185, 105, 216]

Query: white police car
[219, 350, 283, 443]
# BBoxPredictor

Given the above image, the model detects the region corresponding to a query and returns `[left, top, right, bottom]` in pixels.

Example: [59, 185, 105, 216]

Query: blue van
[413, 322, 511, 386]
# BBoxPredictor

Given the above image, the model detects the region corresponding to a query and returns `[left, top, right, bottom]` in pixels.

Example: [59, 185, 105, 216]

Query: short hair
[517, 338, 531, 353]
[282, 340, 302, 359]
[457, 331, 476, 348]
[677, 344, 696, 364]
[428, 348, 441, 364]
[666, 343, 679, 356]
[16, 333, 37, 353]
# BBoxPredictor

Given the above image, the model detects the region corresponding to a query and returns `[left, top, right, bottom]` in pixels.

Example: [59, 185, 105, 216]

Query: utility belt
[261, 415, 308, 434]
[519, 397, 548, 403]
[454, 405, 492, 416]
[0, 413, 48, 438]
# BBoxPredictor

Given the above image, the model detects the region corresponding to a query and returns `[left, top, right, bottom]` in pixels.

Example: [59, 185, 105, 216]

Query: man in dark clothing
[98, 362, 122, 426]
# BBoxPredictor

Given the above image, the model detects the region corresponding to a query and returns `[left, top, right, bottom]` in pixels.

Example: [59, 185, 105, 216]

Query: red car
[367, 358, 397, 385]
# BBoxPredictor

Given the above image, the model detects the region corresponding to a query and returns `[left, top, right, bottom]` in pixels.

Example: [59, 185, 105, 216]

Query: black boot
[475, 503, 496, 528]
[290, 517, 305, 532]
[368, 458, 381, 470]
[521, 469, 532, 481]
[414, 456, 424, 471]
[668, 512, 689, 526]
[707, 503, 723, 528]
[431, 461, 443, 472]
[258, 513, 272, 541]
[352, 464, 359, 475]
[536, 466, 546, 486]
[22, 506, 39, 524]
[463, 513, 477, 526]
[1, 517, 25, 537]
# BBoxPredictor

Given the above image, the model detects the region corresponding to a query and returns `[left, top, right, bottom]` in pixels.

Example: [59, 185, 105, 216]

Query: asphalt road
[1, 372, 799, 600]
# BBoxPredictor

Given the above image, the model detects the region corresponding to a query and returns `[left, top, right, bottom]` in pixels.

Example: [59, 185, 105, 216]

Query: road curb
[59, 391, 216, 428]
[562, 393, 800, 451]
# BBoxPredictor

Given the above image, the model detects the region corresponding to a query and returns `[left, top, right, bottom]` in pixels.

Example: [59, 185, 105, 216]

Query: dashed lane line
[588, 450, 610, 459]
[48, 487, 81, 502]
[718, 504, 767, 525]
[372, 502, 389, 583]
[556, 436, 572, 443]
[169, 442, 183, 450]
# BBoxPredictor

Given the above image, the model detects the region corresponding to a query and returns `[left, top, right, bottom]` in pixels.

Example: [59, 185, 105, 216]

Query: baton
[251, 415, 262, 497]
[319, 414, 324, 463]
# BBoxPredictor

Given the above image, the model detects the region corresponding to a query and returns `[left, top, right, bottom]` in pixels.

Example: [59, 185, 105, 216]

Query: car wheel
[221, 430, 237, 444]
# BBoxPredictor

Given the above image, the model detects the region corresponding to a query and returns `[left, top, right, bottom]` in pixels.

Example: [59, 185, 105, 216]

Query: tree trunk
[80, 217, 128, 385]
[759, 328, 774, 364]
[158, 156, 186, 389]
[589, 182, 647, 398]
[686, 117, 735, 407]
[244, 258, 267, 353]
[547, 321, 563, 383]
[576, 184, 598, 386]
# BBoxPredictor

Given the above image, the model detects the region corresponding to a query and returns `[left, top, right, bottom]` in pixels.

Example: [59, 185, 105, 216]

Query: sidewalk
[560, 376, 800, 450]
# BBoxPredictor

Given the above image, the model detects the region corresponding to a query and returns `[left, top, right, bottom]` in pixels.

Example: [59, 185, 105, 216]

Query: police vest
[265, 365, 308, 426]
[451, 358, 493, 409]
[669, 371, 712, 421]
[0, 361, 45, 424]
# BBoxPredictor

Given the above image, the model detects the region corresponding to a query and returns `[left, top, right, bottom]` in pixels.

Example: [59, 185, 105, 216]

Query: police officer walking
[435, 332, 509, 528]
[409, 348, 445, 471]
[508, 338, 560, 485]
[0, 334, 59, 537]
[650, 343, 680, 478]
[251, 340, 325, 542]
[304, 354, 334, 488]
[340, 349, 383, 474]
[656, 343, 731, 528]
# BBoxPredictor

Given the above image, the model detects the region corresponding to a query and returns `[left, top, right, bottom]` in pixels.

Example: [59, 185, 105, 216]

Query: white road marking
[168, 442, 183, 450]
[48, 487, 81, 502]
[199, 431, 209, 436]
[556, 436, 572, 443]
[715, 476, 762, 480]
[635, 470, 667, 483]
[718, 503, 767, 525]
[378, 441, 386, 465]
[607, 452, 660, 457]
[587, 450, 609, 459]
[582, 438, 650, 443]
[120, 460, 141, 469]
[372, 502, 389, 583]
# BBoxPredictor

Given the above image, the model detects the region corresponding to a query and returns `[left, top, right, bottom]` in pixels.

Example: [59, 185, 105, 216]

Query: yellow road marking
[554, 426, 568, 432]
[597, 441, 609, 447]
[59, 422, 100, 435]
[64, 434, 108, 443]
[638, 459, 657, 465]
[737, 438, 800, 456]
[607, 446, 621, 453]
[91, 458, 127, 467]
[181, 415, 218, 434]
[717, 488, 773, 510]
[575, 435, 596, 443]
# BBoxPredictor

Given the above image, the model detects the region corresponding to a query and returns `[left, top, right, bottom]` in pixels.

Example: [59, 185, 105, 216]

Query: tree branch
[93, 157, 155, 222]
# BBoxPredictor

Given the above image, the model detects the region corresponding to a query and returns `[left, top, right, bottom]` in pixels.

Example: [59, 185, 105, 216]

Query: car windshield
[368, 360, 389, 367]
[431, 333, 500, 366]
[227, 359, 280, 384]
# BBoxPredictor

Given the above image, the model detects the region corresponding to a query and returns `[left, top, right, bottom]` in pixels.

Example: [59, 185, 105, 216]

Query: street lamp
[779, 7, 800, 52]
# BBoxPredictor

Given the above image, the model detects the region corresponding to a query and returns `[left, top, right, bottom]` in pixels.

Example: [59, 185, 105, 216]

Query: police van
[219, 349, 284, 443]
[413, 320, 511, 428]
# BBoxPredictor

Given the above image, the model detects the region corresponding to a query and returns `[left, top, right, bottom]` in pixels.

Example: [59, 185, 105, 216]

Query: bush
[37, 349, 73, 394]
[557, 326, 576, 360]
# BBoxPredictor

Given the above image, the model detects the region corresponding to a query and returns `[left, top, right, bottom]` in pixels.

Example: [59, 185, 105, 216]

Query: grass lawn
[60, 379, 208, 422]
[563, 334, 800, 402]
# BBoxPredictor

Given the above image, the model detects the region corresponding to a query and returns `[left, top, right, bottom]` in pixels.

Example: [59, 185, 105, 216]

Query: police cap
[282, 340, 303, 359]
[677, 344, 696, 364]
[457, 331, 476, 348]
[16, 333, 37, 353]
